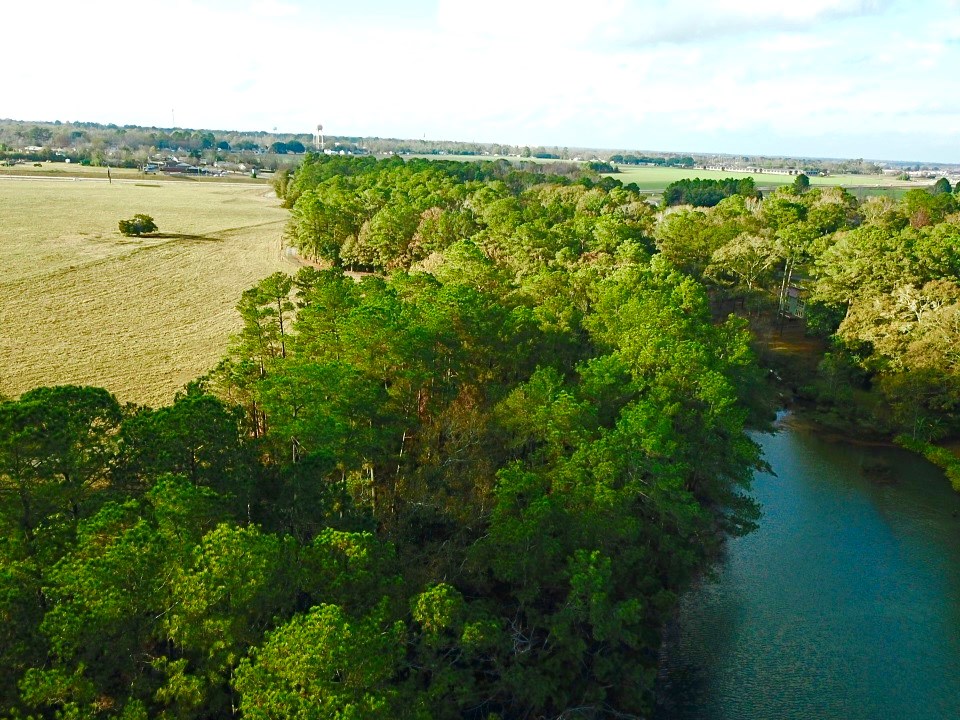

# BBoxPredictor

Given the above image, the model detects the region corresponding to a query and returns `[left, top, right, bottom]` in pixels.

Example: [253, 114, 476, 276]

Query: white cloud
[3, 0, 960, 159]
[437, 0, 889, 46]
[247, 0, 299, 17]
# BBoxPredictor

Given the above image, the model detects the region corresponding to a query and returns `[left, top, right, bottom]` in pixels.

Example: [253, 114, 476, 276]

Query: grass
[608, 165, 922, 193]
[0, 178, 290, 406]
[0, 161, 268, 183]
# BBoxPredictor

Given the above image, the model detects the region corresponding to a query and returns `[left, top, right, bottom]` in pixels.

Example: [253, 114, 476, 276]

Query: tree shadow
[147, 232, 222, 243]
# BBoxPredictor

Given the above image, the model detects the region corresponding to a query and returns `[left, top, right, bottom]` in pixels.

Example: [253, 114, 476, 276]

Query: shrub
[118, 214, 158, 236]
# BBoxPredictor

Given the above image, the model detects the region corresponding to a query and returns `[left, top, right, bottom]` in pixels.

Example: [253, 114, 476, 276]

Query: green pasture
[393, 156, 927, 197]
[608, 165, 922, 192]
[0, 178, 289, 406]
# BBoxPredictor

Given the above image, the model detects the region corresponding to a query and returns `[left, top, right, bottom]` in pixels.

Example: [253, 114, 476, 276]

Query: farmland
[376, 154, 926, 197]
[608, 165, 921, 194]
[0, 178, 289, 406]
[0, 160, 932, 407]
[0, 161, 267, 182]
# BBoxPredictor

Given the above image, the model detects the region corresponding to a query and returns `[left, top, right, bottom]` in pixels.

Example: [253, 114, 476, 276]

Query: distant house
[161, 161, 200, 175]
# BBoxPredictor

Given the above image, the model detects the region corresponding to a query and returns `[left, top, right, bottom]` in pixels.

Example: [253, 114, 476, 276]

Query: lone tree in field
[118, 214, 158, 236]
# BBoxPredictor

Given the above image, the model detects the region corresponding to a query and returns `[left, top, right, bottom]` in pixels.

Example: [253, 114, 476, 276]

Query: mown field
[0, 161, 267, 183]
[609, 165, 921, 192]
[395, 155, 925, 197]
[0, 178, 289, 406]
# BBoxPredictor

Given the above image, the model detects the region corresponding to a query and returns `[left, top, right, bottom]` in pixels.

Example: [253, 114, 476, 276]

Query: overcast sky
[5, 0, 960, 161]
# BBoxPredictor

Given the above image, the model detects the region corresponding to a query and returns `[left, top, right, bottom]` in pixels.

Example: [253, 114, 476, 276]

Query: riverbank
[746, 310, 960, 487]
[656, 422, 960, 719]
[778, 412, 896, 448]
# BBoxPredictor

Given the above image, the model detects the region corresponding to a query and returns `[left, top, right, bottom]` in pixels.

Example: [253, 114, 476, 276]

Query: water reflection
[656, 417, 960, 720]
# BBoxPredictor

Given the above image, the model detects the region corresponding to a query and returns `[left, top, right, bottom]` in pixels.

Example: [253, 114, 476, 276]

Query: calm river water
[656, 415, 960, 719]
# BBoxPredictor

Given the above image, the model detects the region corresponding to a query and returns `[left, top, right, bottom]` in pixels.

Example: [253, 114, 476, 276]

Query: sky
[5, 0, 960, 162]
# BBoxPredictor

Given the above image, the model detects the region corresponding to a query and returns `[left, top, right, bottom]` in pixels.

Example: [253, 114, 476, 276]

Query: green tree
[256, 272, 295, 360]
[234, 603, 406, 719]
[118, 214, 158, 236]
[707, 232, 783, 297]
[20, 476, 222, 718]
[289, 185, 361, 264]
[932, 177, 953, 195]
[162, 524, 298, 713]
[0, 386, 123, 542]
[900, 188, 955, 227]
[116, 387, 252, 498]
[356, 202, 421, 270]
[654, 208, 738, 279]
[232, 273, 295, 378]
[812, 225, 920, 313]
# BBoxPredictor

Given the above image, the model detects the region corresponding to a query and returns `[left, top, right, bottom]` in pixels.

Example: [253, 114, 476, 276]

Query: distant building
[783, 286, 806, 318]
[161, 161, 200, 175]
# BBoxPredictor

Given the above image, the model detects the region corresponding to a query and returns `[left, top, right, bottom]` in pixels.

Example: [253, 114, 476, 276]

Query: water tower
[314, 124, 324, 152]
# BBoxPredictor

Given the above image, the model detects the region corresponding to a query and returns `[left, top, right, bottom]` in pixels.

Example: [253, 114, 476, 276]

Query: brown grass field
[0, 178, 290, 406]
[0, 161, 269, 182]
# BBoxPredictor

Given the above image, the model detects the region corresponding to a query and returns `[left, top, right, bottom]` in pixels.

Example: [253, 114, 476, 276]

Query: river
[656, 415, 960, 719]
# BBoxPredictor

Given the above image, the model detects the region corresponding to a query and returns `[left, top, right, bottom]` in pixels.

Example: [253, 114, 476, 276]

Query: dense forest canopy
[2, 153, 960, 718]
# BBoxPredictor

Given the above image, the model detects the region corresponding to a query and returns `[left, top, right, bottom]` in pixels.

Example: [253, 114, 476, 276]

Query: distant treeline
[0, 119, 604, 169]
[610, 154, 695, 167]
